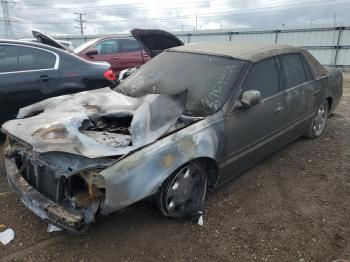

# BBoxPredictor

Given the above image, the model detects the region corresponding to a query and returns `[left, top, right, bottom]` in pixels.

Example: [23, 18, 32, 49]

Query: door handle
[37, 75, 54, 82]
[273, 106, 284, 115]
[112, 56, 119, 59]
[143, 54, 149, 57]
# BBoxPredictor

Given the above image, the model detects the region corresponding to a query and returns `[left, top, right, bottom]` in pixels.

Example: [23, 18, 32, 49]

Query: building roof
[169, 42, 301, 63]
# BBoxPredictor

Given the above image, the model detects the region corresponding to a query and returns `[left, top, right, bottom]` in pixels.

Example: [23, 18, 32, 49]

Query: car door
[300, 53, 325, 114]
[90, 39, 120, 73]
[117, 38, 146, 71]
[0, 44, 59, 121]
[278, 53, 319, 133]
[220, 57, 288, 184]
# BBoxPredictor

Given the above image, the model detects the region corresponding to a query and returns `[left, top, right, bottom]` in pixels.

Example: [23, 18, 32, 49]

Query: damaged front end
[1, 88, 192, 232]
[4, 138, 116, 232]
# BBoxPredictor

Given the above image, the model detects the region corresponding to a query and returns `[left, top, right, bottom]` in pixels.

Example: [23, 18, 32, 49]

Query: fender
[100, 111, 225, 215]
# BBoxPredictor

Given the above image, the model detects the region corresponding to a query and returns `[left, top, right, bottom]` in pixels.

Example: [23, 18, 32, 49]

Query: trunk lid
[131, 28, 184, 58]
[32, 29, 71, 52]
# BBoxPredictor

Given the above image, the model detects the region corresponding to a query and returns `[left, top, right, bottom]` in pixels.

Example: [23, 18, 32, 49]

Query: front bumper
[5, 156, 86, 232]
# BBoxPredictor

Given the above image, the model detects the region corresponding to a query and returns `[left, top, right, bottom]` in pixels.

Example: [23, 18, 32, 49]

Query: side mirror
[85, 48, 98, 57]
[240, 90, 262, 108]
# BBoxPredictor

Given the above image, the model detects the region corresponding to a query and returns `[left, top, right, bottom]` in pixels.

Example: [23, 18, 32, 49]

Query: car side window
[119, 39, 141, 52]
[33, 49, 56, 69]
[18, 47, 34, 69]
[0, 45, 35, 72]
[280, 53, 307, 88]
[241, 57, 280, 98]
[94, 39, 119, 54]
[300, 54, 313, 81]
[0, 45, 18, 72]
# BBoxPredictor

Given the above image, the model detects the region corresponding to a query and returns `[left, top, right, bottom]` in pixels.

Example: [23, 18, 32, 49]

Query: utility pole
[0, 0, 15, 39]
[74, 12, 86, 35]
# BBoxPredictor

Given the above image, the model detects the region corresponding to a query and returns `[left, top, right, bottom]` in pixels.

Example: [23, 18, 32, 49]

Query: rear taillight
[103, 69, 116, 81]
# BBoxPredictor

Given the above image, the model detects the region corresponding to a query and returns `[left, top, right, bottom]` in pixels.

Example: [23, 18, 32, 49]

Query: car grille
[15, 153, 65, 202]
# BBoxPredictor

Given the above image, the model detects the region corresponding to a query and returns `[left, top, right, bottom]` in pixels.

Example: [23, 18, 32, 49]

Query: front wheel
[157, 161, 207, 218]
[305, 101, 328, 138]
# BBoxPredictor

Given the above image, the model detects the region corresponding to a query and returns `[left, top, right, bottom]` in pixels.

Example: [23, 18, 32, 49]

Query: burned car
[2, 39, 343, 232]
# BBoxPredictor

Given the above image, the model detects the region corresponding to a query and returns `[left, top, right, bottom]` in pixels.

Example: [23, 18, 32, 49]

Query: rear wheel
[157, 161, 207, 218]
[305, 101, 328, 138]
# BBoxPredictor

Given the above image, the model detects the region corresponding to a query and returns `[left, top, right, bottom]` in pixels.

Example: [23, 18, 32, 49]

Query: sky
[1, 0, 350, 38]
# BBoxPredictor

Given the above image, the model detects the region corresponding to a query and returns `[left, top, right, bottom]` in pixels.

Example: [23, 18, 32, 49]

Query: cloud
[1, 0, 349, 38]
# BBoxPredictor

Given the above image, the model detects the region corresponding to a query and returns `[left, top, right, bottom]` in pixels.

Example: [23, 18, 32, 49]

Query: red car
[74, 37, 150, 76]
[32, 29, 183, 77]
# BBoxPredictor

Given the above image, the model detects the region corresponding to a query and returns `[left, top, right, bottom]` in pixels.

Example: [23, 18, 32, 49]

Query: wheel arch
[196, 157, 219, 189]
[326, 96, 333, 113]
[158, 156, 219, 192]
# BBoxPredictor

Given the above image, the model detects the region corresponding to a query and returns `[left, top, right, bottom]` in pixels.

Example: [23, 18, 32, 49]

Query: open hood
[131, 28, 184, 58]
[32, 29, 71, 51]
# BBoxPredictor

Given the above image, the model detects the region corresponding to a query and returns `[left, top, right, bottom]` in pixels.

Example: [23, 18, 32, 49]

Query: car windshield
[116, 51, 244, 117]
[74, 38, 100, 53]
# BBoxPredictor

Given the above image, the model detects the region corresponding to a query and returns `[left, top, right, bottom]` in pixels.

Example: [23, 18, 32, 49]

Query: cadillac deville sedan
[2, 41, 343, 232]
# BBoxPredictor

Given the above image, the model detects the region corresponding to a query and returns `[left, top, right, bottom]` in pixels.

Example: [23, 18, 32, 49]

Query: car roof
[169, 42, 302, 63]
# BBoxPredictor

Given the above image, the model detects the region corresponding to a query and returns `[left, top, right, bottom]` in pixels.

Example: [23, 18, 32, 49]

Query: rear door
[278, 53, 317, 126]
[220, 57, 288, 183]
[117, 38, 145, 72]
[0, 44, 59, 121]
[32, 29, 70, 51]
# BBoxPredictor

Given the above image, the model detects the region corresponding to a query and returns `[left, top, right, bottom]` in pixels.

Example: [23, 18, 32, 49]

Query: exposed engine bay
[80, 116, 133, 148]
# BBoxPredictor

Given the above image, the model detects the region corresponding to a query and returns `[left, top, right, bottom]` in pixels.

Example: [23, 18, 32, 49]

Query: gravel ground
[0, 74, 349, 262]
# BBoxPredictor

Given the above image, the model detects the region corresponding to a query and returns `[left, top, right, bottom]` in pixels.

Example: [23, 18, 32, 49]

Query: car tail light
[103, 69, 116, 81]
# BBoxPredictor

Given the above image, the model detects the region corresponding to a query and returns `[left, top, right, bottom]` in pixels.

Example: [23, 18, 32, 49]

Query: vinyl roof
[169, 42, 302, 63]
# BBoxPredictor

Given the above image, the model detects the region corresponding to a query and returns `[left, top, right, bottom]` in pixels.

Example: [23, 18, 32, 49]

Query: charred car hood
[32, 29, 70, 51]
[131, 28, 184, 58]
[2, 88, 188, 158]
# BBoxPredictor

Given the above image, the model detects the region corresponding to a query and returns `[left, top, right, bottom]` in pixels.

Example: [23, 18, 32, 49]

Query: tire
[157, 161, 207, 218]
[305, 101, 328, 138]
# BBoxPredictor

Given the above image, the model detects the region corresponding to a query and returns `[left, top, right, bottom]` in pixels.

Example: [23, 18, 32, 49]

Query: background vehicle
[74, 36, 150, 76]
[0, 40, 116, 123]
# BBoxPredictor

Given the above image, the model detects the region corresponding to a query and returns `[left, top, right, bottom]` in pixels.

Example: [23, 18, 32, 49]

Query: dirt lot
[0, 74, 349, 262]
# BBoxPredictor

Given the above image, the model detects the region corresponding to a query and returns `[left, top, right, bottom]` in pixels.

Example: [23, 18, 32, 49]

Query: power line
[4, 0, 349, 35]
[24, 3, 347, 25]
[17, 0, 342, 23]
[74, 12, 86, 35]
[16, 0, 339, 13]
